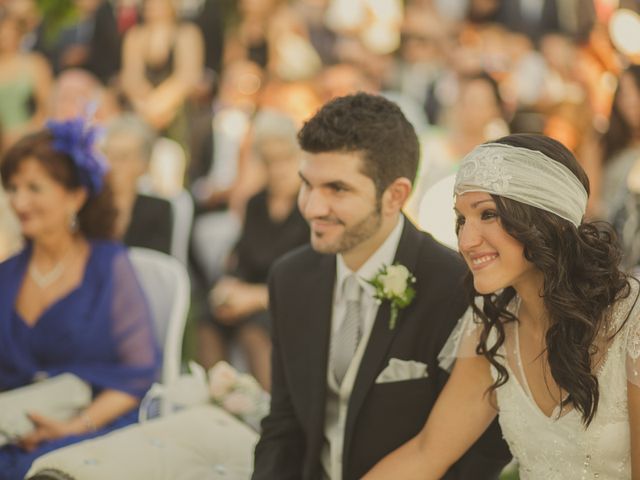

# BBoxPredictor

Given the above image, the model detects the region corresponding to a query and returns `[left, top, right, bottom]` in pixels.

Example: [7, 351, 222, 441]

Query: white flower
[222, 391, 256, 415]
[369, 263, 416, 330]
[208, 361, 238, 400]
[382, 265, 411, 296]
[235, 373, 261, 392]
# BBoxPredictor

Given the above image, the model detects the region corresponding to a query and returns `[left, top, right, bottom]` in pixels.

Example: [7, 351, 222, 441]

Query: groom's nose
[301, 188, 331, 219]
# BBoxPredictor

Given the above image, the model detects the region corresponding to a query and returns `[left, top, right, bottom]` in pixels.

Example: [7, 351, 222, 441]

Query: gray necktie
[332, 274, 363, 385]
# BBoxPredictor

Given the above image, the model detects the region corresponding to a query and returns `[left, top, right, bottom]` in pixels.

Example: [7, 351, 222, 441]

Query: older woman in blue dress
[0, 119, 160, 479]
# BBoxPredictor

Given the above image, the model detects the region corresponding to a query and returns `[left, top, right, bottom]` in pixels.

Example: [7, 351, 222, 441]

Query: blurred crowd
[1, 0, 640, 388]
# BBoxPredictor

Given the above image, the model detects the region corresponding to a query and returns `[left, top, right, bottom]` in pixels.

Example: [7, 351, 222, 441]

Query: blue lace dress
[0, 240, 160, 479]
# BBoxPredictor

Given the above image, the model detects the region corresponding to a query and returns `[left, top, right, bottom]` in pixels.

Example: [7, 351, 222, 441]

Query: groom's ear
[381, 177, 412, 215]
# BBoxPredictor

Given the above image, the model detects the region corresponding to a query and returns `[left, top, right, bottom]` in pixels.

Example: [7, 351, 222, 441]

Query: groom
[252, 93, 510, 479]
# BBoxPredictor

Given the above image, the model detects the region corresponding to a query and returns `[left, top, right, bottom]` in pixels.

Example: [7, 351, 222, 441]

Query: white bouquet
[207, 361, 270, 432]
[140, 361, 270, 432]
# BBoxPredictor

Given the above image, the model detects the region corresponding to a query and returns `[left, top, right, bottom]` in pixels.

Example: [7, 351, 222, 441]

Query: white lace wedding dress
[442, 279, 640, 479]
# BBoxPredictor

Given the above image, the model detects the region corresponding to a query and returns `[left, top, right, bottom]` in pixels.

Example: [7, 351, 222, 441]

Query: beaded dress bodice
[493, 282, 640, 479]
[442, 279, 640, 479]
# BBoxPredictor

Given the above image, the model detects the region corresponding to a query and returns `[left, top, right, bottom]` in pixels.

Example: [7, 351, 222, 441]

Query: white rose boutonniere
[368, 263, 416, 330]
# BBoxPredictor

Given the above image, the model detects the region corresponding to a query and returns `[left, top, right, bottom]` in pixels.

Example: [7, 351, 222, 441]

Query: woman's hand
[18, 412, 84, 451]
[18, 390, 139, 451]
[210, 277, 268, 324]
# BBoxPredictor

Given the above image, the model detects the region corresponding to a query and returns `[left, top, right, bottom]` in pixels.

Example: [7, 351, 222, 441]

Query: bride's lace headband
[453, 143, 588, 227]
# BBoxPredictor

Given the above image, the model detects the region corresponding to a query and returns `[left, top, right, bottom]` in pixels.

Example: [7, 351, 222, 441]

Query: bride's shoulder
[610, 276, 640, 335]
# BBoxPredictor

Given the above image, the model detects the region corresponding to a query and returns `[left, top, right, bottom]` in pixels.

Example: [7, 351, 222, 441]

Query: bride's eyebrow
[453, 199, 496, 214]
[471, 199, 496, 208]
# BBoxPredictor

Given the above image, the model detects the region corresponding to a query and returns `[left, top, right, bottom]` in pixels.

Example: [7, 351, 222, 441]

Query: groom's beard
[310, 204, 382, 255]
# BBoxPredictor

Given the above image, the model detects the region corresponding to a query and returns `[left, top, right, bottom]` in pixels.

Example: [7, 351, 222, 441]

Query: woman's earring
[69, 212, 79, 232]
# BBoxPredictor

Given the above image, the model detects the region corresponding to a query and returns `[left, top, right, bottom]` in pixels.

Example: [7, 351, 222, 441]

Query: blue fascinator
[46, 117, 109, 195]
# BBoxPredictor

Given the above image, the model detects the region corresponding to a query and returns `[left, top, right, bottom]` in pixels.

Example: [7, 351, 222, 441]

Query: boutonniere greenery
[368, 263, 416, 330]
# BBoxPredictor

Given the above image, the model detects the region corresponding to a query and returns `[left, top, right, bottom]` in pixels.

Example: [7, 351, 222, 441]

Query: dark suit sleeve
[252, 268, 306, 480]
[436, 300, 512, 480]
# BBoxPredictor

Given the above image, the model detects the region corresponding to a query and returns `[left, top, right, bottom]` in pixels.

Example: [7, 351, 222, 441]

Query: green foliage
[499, 462, 519, 480]
[396, 284, 415, 308]
[499, 470, 519, 480]
[36, 0, 79, 45]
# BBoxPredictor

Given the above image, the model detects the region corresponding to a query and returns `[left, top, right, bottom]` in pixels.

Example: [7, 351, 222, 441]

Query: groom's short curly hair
[297, 92, 419, 197]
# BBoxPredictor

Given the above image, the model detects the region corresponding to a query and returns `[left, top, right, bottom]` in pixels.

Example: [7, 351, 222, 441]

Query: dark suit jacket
[253, 219, 511, 480]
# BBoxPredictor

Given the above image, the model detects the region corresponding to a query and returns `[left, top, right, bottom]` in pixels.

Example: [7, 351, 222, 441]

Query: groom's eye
[328, 182, 349, 193]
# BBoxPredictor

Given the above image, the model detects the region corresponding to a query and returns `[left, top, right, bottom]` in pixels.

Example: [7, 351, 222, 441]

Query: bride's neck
[514, 274, 549, 332]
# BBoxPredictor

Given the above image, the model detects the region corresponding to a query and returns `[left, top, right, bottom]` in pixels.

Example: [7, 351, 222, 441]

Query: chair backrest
[148, 137, 186, 197]
[168, 190, 194, 265]
[139, 137, 194, 265]
[417, 173, 458, 251]
[128, 247, 190, 384]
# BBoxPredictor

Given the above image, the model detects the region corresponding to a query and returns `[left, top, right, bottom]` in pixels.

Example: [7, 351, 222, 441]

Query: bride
[364, 134, 640, 479]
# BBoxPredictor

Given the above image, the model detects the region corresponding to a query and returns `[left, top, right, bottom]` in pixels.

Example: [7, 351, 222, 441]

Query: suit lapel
[295, 254, 335, 460]
[342, 218, 423, 465]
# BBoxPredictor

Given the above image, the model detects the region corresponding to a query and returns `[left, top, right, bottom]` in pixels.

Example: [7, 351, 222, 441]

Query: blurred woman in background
[101, 113, 173, 254]
[120, 0, 204, 135]
[599, 65, 640, 222]
[0, 11, 52, 150]
[198, 110, 309, 390]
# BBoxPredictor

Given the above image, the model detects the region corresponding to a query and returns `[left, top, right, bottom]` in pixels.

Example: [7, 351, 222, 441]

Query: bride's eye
[455, 215, 465, 233]
[481, 209, 498, 221]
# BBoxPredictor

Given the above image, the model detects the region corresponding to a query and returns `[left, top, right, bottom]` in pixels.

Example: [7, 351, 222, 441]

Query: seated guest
[198, 110, 309, 390]
[0, 183, 21, 261]
[120, 0, 204, 133]
[0, 118, 160, 479]
[102, 114, 173, 254]
[598, 65, 640, 222]
[190, 60, 264, 286]
[0, 11, 52, 150]
[33, 0, 120, 84]
[48, 68, 120, 124]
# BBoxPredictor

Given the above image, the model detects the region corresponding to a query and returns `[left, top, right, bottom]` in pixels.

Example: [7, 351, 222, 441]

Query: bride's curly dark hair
[465, 133, 630, 426]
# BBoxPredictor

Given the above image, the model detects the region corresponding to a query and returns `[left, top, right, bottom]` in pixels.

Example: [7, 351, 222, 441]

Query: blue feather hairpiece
[46, 117, 109, 195]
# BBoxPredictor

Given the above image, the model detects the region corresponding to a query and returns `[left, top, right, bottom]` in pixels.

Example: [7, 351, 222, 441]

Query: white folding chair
[417, 173, 458, 251]
[168, 189, 194, 265]
[148, 137, 186, 198]
[141, 136, 195, 265]
[128, 247, 190, 385]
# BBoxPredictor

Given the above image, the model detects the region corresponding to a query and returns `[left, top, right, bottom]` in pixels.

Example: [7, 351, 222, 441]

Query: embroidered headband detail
[454, 143, 588, 227]
[46, 117, 109, 195]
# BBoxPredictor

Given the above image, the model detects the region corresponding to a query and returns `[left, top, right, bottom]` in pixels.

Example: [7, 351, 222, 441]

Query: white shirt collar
[335, 216, 405, 302]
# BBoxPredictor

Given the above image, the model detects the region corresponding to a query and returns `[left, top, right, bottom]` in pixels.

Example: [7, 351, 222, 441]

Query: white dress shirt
[332, 216, 405, 336]
[321, 216, 404, 480]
